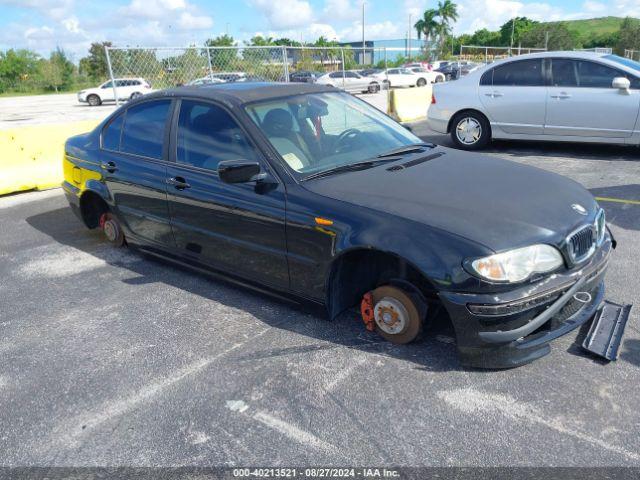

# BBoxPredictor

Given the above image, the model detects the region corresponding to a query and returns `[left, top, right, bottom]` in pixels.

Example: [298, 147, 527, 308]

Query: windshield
[244, 92, 423, 179]
[605, 54, 640, 72]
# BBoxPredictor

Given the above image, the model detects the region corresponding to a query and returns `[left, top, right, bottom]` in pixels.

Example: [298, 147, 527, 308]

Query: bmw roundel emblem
[571, 203, 588, 215]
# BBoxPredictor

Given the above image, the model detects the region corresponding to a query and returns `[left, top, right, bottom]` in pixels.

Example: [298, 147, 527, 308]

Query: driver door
[165, 99, 289, 287]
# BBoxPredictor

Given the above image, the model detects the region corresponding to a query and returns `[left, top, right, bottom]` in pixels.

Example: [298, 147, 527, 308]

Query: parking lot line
[595, 196, 640, 206]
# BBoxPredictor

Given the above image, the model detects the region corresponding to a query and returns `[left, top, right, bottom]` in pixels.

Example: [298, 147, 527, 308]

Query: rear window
[491, 59, 544, 87]
[120, 100, 171, 159]
[102, 113, 124, 151]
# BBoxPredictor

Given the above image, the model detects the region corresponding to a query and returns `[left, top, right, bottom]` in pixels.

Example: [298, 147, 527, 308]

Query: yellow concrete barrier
[0, 120, 99, 196]
[388, 85, 433, 123]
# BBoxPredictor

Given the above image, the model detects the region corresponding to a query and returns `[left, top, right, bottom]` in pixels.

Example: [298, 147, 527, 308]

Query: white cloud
[250, 0, 314, 29]
[340, 20, 401, 41]
[62, 16, 81, 34]
[178, 12, 214, 30]
[322, 0, 360, 21]
[0, 0, 74, 20]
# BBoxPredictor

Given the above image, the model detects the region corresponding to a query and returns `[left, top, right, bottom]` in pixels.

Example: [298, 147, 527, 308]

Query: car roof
[156, 82, 337, 105]
[489, 50, 609, 66]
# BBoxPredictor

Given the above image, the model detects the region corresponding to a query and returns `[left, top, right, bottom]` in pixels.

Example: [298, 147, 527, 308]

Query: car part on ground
[582, 301, 632, 361]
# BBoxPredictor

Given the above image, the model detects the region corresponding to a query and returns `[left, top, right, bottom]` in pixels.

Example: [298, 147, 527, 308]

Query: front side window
[177, 100, 258, 171]
[101, 81, 112, 89]
[245, 92, 422, 178]
[121, 100, 171, 159]
[492, 59, 544, 87]
[577, 61, 625, 88]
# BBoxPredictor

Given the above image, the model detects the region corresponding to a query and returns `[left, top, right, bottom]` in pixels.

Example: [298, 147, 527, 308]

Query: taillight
[431, 93, 436, 104]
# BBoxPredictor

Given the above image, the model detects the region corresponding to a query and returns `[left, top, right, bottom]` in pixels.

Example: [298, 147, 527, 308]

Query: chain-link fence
[625, 49, 640, 61]
[459, 45, 546, 64]
[104, 45, 435, 106]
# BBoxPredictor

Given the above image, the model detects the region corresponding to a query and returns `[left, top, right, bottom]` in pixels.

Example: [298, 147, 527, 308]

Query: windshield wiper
[376, 142, 434, 158]
[302, 159, 396, 181]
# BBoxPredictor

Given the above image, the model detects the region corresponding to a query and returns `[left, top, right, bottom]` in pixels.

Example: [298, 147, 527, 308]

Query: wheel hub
[456, 118, 481, 145]
[374, 297, 408, 335]
[103, 219, 119, 242]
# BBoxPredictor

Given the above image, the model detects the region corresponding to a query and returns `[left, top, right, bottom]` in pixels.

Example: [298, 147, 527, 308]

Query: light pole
[408, 13, 412, 61]
[362, 1, 366, 65]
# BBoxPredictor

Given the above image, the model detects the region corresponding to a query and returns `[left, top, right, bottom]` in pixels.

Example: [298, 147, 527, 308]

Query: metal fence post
[205, 46, 214, 80]
[341, 48, 346, 88]
[105, 46, 119, 106]
[282, 47, 289, 82]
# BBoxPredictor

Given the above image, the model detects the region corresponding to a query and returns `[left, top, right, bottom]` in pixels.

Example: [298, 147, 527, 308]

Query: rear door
[545, 58, 640, 138]
[478, 58, 547, 135]
[165, 99, 289, 287]
[100, 99, 175, 246]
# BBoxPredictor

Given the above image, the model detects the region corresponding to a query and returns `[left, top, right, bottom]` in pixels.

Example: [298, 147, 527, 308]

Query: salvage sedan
[63, 82, 615, 368]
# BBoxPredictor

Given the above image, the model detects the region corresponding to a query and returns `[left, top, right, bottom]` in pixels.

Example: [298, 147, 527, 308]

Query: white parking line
[438, 387, 640, 462]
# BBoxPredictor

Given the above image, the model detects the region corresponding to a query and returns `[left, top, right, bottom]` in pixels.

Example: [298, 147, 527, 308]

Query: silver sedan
[428, 51, 640, 150]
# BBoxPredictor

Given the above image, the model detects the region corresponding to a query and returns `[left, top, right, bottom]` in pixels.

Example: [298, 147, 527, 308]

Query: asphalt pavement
[0, 124, 639, 467]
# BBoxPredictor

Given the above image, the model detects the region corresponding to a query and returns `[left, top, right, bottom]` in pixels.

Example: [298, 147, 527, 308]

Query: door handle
[485, 91, 503, 98]
[551, 93, 572, 99]
[167, 176, 191, 190]
[100, 161, 117, 173]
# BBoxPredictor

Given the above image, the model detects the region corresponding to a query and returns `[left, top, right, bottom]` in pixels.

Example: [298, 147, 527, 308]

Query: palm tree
[436, 0, 459, 56]
[414, 9, 439, 58]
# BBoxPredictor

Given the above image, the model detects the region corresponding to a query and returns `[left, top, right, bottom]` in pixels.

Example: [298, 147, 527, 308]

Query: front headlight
[468, 244, 564, 283]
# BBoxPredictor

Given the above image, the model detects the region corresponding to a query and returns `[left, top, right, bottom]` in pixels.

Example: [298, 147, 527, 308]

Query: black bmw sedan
[62, 82, 614, 368]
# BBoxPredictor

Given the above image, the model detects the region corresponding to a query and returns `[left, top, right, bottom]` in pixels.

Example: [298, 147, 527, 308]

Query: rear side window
[492, 59, 544, 86]
[479, 69, 492, 86]
[102, 113, 124, 151]
[551, 59, 578, 87]
[121, 100, 171, 159]
[176, 100, 258, 171]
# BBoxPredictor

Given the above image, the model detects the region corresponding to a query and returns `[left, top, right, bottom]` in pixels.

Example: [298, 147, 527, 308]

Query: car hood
[303, 147, 598, 252]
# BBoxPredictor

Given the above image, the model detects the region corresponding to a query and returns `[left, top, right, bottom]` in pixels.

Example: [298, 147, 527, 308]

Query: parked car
[359, 68, 383, 77]
[435, 61, 479, 81]
[408, 67, 445, 83]
[315, 71, 381, 93]
[429, 51, 640, 150]
[63, 82, 615, 368]
[187, 76, 225, 86]
[370, 68, 429, 88]
[289, 70, 322, 83]
[210, 72, 247, 83]
[77, 78, 152, 106]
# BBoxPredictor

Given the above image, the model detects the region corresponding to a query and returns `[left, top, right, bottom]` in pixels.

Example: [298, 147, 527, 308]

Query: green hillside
[545, 16, 640, 46]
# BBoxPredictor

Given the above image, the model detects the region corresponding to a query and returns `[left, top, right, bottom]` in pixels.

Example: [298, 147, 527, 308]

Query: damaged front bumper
[439, 235, 614, 369]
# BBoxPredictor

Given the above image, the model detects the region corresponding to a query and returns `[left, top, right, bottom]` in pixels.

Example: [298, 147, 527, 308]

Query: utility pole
[510, 17, 515, 56]
[362, 1, 365, 51]
[408, 13, 412, 61]
[545, 31, 549, 50]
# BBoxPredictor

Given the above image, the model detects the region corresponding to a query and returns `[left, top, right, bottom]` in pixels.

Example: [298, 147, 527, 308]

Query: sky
[0, 0, 638, 61]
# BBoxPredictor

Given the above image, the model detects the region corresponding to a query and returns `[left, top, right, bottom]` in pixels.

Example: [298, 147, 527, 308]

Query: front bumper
[439, 236, 613, 368]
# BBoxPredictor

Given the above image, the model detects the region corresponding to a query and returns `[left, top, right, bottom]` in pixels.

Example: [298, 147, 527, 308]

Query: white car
[409, 67, 446, 83]
[187, 76, 225, 86]
[77, 78, 152, 106]
[371, 68, 431, 88]
[428, 51, 640, 150]
[315, 71, 381, 93]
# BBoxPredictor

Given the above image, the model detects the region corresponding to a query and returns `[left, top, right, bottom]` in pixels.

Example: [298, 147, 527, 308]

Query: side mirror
[218, 160, 261, 184]
[612, 77, 631, 91]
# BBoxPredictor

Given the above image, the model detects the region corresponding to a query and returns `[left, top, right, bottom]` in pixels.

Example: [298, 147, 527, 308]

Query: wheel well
[447, 109, 491, 135]
[80, 191, 109, 229]
[326, 249, 438, 319]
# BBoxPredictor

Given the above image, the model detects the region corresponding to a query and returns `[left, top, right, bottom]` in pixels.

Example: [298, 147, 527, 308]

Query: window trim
[99, 98, 174, 163]
[484, 58, 546, 88]
[168, 97, 278, 180]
